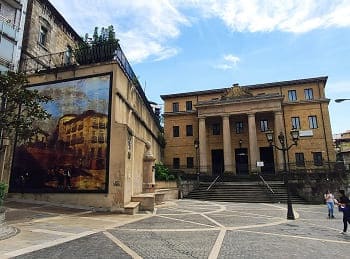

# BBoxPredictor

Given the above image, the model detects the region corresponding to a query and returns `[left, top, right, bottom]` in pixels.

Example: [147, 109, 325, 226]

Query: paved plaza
[1, 199, 350, 258]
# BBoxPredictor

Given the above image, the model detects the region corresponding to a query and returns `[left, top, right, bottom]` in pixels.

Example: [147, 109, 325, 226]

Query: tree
[0, 71, 52, 146]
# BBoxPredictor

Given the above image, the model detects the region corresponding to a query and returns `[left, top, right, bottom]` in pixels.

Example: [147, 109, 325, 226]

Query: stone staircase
[185, 181, 307, 204]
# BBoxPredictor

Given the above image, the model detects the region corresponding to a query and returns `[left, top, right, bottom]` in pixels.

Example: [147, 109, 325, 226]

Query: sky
[49, 0, 350, 135]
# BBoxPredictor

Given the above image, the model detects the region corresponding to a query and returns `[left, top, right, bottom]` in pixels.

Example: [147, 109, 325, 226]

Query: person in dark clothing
[337, 190, 350, 234]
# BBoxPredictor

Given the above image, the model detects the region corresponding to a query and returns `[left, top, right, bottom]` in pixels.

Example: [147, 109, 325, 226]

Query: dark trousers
[343, 216, 350, 232]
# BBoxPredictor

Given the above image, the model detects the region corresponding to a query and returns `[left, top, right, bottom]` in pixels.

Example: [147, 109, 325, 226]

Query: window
[236, 122, 243, 134]
[39, 26, 48, 46]
[212, 123, 220, 135]
[304, 88, 313, 100]
[173, 158, 180, 169]
[295, 153, 305, 166]
[186, 101, 192, 111]
[260, 120, 268, 132]
[308, 116, 318, 129]
[173, 126, 179, 137]
[186, 125, 193, 136]
[187, 157, 194, 168]
[288, 90, 297, 101]
[291, 117, 301, 129]
[172, 102, 179, 112]
[313, 152, 323, 166]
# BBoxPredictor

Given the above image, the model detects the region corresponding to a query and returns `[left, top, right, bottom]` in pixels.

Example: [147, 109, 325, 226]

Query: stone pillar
[222, 115, 233, 172]
[248, 113, 259, 173]
[198, 117, 208, 173]
[274, 111, 285, 171]
[143, 142, 156, 193]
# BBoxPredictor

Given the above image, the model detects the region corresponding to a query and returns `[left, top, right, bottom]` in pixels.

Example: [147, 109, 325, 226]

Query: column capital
[222, 114, 230, 119]
[274, 110, 283, 116]
[247, 112, 255, 118]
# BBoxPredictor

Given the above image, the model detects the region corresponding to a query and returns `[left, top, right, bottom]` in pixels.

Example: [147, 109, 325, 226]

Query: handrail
[258, 174, 275, 194]
[206, 175, 220, 191]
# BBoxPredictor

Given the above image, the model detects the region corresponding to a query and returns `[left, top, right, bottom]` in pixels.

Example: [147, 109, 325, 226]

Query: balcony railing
[21, 42, 131, 77]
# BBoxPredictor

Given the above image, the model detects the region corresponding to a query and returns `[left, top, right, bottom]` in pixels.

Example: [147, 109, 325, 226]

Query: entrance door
[260, 146, 275, 174]
[211, 149, 224, 176]
[235, 148, 249, 175]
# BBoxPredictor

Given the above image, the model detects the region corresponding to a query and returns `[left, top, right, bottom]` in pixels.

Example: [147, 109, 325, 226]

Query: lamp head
[194, 139, 199, 149]
[290, 128, 299, 144]
[265, 130, 274, 145]
[335, 99, 349, 103]
[278, 132, 285, 145]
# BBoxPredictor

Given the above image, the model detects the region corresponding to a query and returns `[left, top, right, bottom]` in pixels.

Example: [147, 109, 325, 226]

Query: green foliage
[155, 163, 175, 181]
[82, 25, 119, 46]
[0, 182, 7, 207]
[0, 71, 52, 142]
[75, 25, 120, 65]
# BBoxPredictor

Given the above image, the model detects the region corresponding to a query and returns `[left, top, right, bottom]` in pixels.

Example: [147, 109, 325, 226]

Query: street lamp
[194, 139, 200, 185]
[265, 129, 299, 220]
[335, 99, 350, 103]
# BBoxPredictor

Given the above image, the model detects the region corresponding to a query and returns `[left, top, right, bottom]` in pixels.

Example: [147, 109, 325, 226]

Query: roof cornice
[160, 76, 328, 100]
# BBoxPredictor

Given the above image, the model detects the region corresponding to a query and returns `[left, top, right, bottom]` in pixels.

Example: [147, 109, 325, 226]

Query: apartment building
[0, 0, 27, 71]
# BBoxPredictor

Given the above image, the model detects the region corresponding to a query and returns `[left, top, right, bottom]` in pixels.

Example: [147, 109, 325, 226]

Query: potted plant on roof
[74, 25, 120, 65]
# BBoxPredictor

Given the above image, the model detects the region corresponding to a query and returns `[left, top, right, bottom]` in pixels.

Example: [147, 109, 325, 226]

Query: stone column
[198, 117, 208, 173]
[143, 142, 155, 193]
[248, 113, 259, 173]
[274, 111, 285, 171]
[222, 115, 233, 172]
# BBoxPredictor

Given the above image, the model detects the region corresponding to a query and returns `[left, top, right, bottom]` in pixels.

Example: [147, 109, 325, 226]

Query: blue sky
[50, 0, 350, 135]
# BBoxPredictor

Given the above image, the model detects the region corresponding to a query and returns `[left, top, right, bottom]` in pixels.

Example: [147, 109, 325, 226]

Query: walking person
[337, 189, 350, 234]
[324, 190, 335, 219]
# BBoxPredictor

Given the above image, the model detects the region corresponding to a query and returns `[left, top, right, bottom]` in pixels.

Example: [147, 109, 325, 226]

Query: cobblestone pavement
[1, 199, 350, 258]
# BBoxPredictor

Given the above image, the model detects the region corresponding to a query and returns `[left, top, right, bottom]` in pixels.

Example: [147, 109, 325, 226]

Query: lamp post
[265, 129, 299, 220]
[194, 139, 200, 186]
[335, 99, 350, 103]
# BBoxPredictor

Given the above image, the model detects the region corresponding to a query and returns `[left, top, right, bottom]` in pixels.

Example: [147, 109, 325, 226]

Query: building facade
[161, 77, 336, 176]
[6, 58, 162, 211]
[19, 0, 82, 72]
[0, 0, 27, 72]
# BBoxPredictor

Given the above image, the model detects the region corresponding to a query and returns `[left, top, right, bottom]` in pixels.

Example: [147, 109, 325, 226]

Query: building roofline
[44, 0, 83, 42]
[160, 76, 328, 100]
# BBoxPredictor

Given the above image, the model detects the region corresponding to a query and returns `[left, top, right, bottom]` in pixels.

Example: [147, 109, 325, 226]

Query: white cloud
[215, 54, 240, 70]
[49, 0, 350, 63]
[184, 0, 350, 33]
[224, 54, 240, 65]
[50, 0, 189, 63]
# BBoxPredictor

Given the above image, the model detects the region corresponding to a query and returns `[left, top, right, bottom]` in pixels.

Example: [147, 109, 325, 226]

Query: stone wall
[291, 174, 350, 204]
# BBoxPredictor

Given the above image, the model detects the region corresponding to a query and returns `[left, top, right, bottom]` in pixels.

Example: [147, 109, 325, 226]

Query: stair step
[186, 181, 307, 204]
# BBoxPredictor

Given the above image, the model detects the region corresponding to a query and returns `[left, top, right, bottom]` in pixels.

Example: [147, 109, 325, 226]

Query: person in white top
[324, 190, 335, 219]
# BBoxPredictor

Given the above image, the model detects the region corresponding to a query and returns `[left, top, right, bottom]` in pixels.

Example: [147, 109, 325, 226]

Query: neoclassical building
[161, 77, 336, 176]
